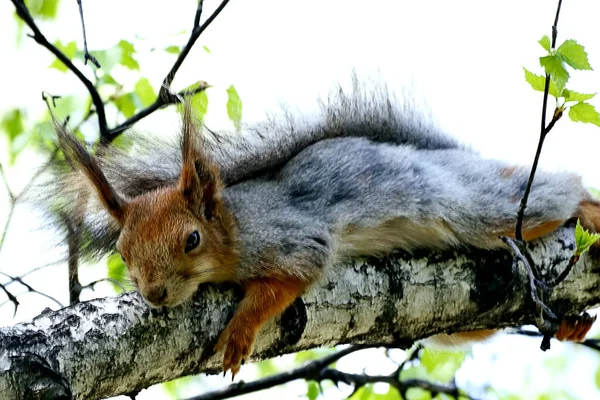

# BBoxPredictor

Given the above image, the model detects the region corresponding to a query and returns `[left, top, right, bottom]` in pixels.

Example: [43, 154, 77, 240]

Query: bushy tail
[96, 78, 462, 199]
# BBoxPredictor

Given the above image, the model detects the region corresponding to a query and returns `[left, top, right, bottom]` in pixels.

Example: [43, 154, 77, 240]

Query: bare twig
[0, 272, 64, 309]
[546, 253, 579, 288]
[0, 282, 19, 316]
[183, 346, 472, 400]
[107, 82, 210, 139]
[183, 346, 372, 400]
[76, 0, 100, 68]
[160, 0, 229, 96]
[10, 0, 109, 138]
[81, 277, 128, 294]
[0, 163, 16, 252]
[500, 237, 556, 321]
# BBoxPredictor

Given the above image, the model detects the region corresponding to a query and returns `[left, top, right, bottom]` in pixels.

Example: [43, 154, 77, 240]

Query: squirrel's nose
[144, 285, 168, 306]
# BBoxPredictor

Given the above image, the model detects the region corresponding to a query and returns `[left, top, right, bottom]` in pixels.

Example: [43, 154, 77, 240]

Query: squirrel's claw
[215, 320, 256, 377]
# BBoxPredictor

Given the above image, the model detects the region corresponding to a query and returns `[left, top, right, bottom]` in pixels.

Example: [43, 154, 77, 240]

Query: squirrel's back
[224, 136, 588, 280]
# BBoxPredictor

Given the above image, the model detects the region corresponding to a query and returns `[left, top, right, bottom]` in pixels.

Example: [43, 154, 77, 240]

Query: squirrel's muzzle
[143, 285, 168, 307]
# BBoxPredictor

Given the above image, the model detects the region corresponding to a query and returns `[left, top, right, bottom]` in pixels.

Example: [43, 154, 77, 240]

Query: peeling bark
[1, 227, 599, 400]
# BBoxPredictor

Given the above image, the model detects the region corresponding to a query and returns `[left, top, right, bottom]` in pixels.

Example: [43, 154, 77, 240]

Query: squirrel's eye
[185, 231, 200, 253]
[120, 254, 127, 264]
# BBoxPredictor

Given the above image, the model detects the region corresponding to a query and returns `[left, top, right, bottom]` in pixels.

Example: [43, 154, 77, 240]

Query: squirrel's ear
[178, 101, 222, 220]
[55, 122, 128, 223]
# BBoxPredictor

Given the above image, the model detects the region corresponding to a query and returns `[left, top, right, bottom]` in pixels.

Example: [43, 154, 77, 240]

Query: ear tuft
[54, 120, 127, 223]
[178, 101, 223, 219]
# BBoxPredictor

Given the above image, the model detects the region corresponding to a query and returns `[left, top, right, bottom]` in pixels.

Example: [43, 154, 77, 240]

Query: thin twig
[107, 82, 210, 139]
[103, 0, 228, 143]
[160, 0, 229, 97]
[546, 254, 579, 287]
[500, 237, 557, 321]
[81, 277, 128, 294]
[11, 0, 109, 138]
[0, 282, 19, 316]
[183, 346, 372, 400]
[0, 272, 64, 309]
[184, 345, 472, 400]
[0, 163, 16, 252]
[514, 0, 564, 240]
[76, 0, 100, 68]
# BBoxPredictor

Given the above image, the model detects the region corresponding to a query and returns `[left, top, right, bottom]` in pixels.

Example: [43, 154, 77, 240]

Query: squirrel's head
[57, 103, 238, 308]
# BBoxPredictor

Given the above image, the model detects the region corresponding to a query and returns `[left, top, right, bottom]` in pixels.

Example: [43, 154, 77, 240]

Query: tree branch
[0, 227, 597, 399]
[11, 0, 228, 144]
[10, 0, 109, 138]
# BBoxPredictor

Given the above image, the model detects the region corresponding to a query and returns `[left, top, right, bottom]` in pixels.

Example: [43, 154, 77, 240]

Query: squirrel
[45, 82, 600, 375]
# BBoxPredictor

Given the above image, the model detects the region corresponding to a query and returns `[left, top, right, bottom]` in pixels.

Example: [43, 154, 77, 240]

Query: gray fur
[224, 138, 588, 280]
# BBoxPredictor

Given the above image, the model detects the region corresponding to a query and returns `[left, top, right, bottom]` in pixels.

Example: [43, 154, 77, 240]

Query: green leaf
[99, 74, 119, 86]
[10, 130, 33, 163]
[540, 55, 569, 92]
[523, 68, 560, 98]
[295, 348, 336, 364]
[33, 120, 58, 153]
[255, 359, 277, 378]
[587, 188, 600, 200]
[117, 40, 140, 70]
[107, 252, 128, 292]
[226, 85, 243, 131]
[538, 35, 551, 52]
[134, 78, 156, 107]
[563, 90, 596, 103]
[93, 48, 123, 71]
[420, 348, 466, 383]
[1, 109, 25, 142]
[162, 376, 196, 398]
[203, 46, 211, 54]
[49, 40, 77, 72]
[352, 385, 395, 400]
[306, 381, 320, 400]
[575, 219, 600, 256]
[1, 109, 30, 163]
[192, 90, 209, 121]
[52, 95, 80, 120]
[556, 40, 593, 71]
[114, 93, 137, 118]
[25, 0, 60, 19]
[406, 388, 432, 400]
[164, 45, 180, 55]
[568, 102, 600, 127]
[595, 365, 600, 390]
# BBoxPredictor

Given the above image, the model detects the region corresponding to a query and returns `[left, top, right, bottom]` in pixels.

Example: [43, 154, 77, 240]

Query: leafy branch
[504, 0, 600, 351]
[10, 0, 229, 144]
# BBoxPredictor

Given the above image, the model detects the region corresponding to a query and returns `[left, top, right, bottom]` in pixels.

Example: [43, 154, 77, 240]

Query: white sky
[0, 0, 599, 399]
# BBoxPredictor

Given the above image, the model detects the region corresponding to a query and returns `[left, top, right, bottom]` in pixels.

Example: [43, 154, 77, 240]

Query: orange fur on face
[116, 185, 238, 308]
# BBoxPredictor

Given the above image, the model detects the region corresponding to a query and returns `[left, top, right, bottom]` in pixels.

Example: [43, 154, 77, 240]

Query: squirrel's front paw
[215, 321, 256, 376]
